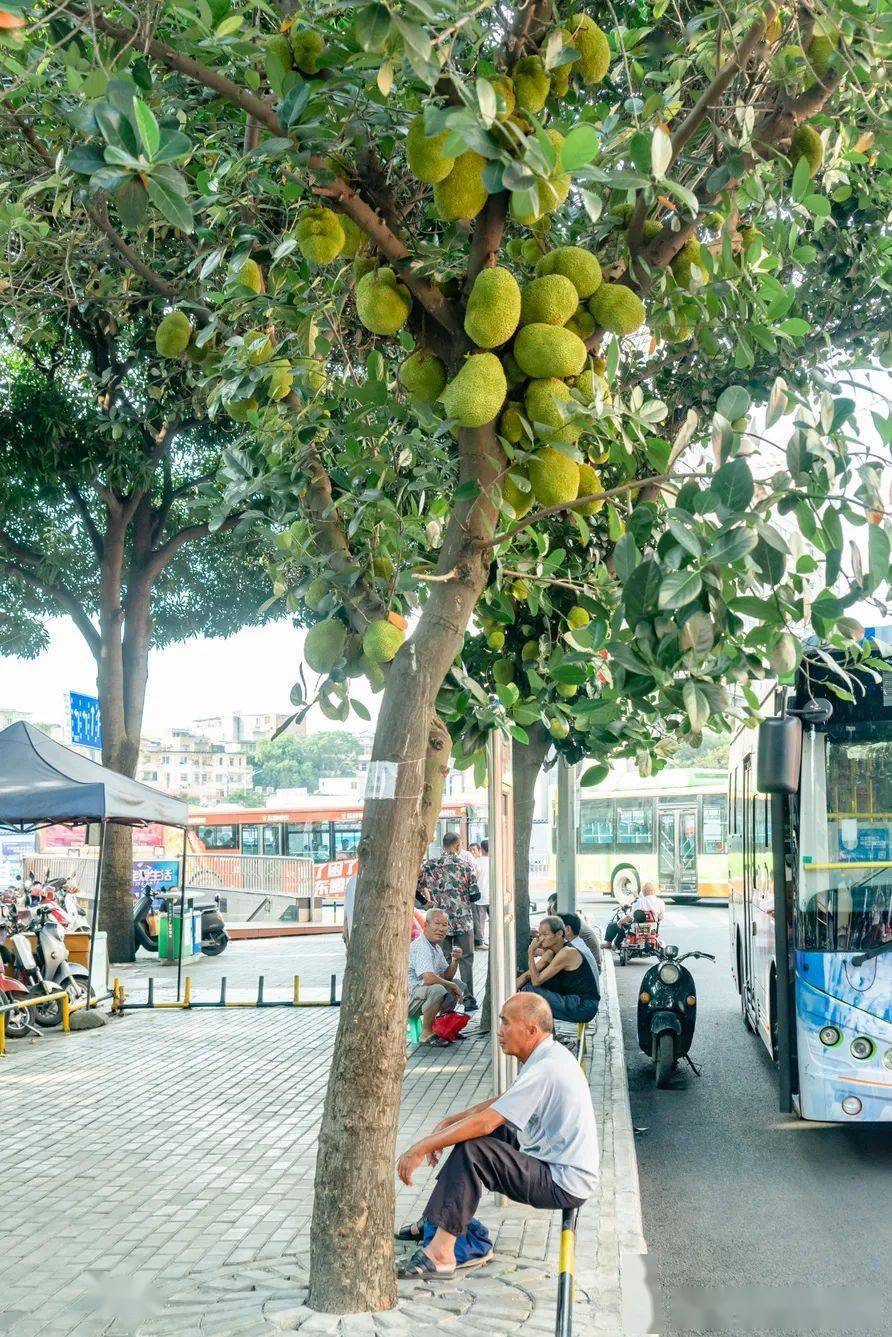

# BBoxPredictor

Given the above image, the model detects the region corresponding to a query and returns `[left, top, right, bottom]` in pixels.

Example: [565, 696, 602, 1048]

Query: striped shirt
[408, 933, 448, 991]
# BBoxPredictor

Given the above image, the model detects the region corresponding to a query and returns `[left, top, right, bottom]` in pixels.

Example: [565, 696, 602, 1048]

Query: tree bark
[511, 724, 552, 967]
[308, 423, 503, 1313]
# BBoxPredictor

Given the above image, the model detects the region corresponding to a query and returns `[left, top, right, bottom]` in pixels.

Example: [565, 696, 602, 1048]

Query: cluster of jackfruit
[300, 602, 407, 695]
[266, 26, 326, 78]
[294, 207, 363, 265]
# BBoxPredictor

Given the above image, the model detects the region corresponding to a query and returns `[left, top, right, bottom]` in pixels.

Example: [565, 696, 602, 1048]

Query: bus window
[578, 799, 613, 851]
[701, 796, 727, 854]
[615, 800, 654, 851]
[333, 822, 362, 858]
[262, 824, 282, 856]
[196, 823, 239, 851]
[242, 824, 259, 855]
[285, 822, 333, 860]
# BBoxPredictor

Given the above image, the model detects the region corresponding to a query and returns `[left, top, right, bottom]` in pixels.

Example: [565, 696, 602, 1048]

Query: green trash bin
[157, 907, 199, 961]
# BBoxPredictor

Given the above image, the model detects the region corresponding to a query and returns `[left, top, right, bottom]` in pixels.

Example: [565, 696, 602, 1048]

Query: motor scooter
[133, 886, 228, 956]
[0, 967, 35, 1039]
[617, 910, 664, 966]
[4, 904, 91, 1025]
[636, 945, 715, 1087]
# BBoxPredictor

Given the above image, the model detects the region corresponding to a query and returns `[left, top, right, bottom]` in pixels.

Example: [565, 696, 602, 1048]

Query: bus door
[657, 807, 698, 897]
[741, 759, 757, 1018]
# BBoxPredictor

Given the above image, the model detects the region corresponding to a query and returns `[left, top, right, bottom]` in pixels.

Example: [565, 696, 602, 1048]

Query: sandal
[421, 1035, 451, 1048]
[397, 1248, 455, 1281]
[456, 1250, 493, 1271]
[395, 1219, 424, 1242]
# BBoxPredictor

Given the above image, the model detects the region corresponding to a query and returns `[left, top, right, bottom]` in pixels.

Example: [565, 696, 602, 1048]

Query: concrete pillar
[487, 731, 517, 1095]
[556, 757, 577, 913]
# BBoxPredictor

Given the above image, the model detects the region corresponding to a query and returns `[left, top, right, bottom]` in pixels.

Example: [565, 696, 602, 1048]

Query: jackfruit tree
[4, 0, 890, 1315]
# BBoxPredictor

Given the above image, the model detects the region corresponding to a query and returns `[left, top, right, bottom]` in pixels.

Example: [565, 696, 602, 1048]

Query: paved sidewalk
[0, 957, 645, 1336]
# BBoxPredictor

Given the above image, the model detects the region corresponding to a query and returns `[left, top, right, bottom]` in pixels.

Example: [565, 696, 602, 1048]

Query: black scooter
[133, 885, 229, 957]
[636, 945, 714, 1087]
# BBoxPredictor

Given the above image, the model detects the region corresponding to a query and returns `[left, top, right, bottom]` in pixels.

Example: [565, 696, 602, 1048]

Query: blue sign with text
[132, 860, 181, 893]
[69, 692, 102, 750]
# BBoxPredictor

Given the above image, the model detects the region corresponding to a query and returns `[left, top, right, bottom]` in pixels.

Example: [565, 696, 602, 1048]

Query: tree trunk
[512, 724, 552, 966]
[308, 424, 503, 1313]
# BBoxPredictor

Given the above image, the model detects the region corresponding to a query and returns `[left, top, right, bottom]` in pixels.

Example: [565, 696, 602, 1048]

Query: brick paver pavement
[0, 956, 646, 1336]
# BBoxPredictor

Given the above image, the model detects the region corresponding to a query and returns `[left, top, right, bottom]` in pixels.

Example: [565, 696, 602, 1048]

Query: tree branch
[0, 559, 101, 657]
[143, 513, 242, 580]
[463, 192, 510, 300]
[64, 480, 105, 559]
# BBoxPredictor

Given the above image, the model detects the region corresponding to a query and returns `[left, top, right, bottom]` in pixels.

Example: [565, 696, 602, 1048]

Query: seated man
[559, 910, 603, 971]
[408, 908, 464, 1046]
[395, 992, 598, 1278]
[517, 916, 600, 1023]
[606, 880, 666, 949]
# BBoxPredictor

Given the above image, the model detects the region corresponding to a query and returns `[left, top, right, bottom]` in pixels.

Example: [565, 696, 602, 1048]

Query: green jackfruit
[305, 618, 347, 674]
[525, 378, 582, 445]
[521, 239, 542, 265]
[548, 36, 574, 98]
[513, 324, 587, 379]
[567, 605, 590, 628]
[536, 246, 602, 299]
[487, 630, 505, 650]
[499, 403, 526, 444]
[529, 447, 580, 507]
[740, 225, 762, 252]
[493, 660, 515, 685]
[511, 579, 529, 600]
[548, 714, 570, 739]
[522, 639, 539, 662]
[502, 469, 533, 517]
[399, 350, 447, 403]
[268, 359, 294, 401]
[671, 236, 703, 287]
[353, 255, 377, 281]
[574, 462, 604, 515]
[406, 116, 456, 185]
[556, 683, 578, 699]
[807, 33, 836, 79]
[588, 283, 646, 335]
[223, 396, 258, 422]
[372, 554, 395, 579]
[512, 130, 570, 225]
[155, 311, 192, 358]
[363, 620, 405, 663]
[305, 576, 330, 611]
[295, 207, 345, 264]
[566, 308, 596, 339]
[290, 28, 324, 74]
[464, 267, 522, 348]
[567, 14, 610, 84]
[572, 368, 609, 401]
[234, 258, 264, 293]
[433, 151, 488, 222]
[355, 268, 412, 335]
[490, 75, 516, 120]
[242, 329, 273, 365]
[338, 216, 364, 258]
[295, 357, 326, 391]
[513, 56, 550, 114]
[440, 353, 507, 428]
[520, 274, 579, 327]
[501, 349, 526, 388]
[790, 123, 823, 177]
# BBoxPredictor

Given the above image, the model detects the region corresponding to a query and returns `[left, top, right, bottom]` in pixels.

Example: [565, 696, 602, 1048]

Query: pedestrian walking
[416, 832, 479, 1011]
[472, 837, 489, 949]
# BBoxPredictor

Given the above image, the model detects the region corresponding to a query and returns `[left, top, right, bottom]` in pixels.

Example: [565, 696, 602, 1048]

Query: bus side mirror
[756, 717, 802, 794]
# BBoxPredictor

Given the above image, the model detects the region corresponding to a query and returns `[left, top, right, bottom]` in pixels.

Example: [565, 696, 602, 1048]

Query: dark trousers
[445, 929, 475, 997]
[520, 983, 598, 1023]
[472, 904, 488, 946]
[424, 1124, 585, 1238]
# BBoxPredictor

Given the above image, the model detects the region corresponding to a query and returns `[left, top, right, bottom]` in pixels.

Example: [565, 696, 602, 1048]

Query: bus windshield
[797, 734, 892, 952]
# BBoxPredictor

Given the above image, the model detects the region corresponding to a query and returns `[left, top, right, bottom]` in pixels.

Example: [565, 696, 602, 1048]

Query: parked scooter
[133, 886, 229, 957]
[636, 945, 715, 1087]
[2, 903, 91, 1026]
[0, 968, 34, 1039]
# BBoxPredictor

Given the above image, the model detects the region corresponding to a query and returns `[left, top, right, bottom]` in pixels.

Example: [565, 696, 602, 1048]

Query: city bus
[573, 767, 729, 901]
[729, 643, 892, 1122]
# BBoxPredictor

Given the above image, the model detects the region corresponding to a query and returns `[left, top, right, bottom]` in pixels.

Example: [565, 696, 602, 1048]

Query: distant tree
[252, 732, 366, 792]
[671, 732, 731, 769]
[222, 788, 268, 808]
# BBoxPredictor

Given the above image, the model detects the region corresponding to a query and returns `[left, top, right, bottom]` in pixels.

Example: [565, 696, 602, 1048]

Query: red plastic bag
[432, 1011, 470, 1043]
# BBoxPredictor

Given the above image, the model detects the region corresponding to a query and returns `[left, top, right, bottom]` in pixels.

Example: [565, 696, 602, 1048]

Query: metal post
[85, 820, 107, 1002]
[771, 792, 795, 1113]
[555, 1207, 578, 1336]
[175, 826, 188, 1004]
[487, 731, 516, 1098]
[556, 759, 577, 913]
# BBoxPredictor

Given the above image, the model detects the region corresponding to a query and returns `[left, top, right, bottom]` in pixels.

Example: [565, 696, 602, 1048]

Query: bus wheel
[611, 864, 640, 900]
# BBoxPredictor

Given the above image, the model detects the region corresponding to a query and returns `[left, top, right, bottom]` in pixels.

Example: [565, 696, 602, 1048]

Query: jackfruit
[588, 283, 645, 335]
[464, 267, 522, 348]
[155, 311, 192, 358]
[406, 117, 455, 185]
[740, 225, 762, 252]
[520, 274, 579, 327]
[510, 579, 529, 600]
[502, 469, 533, 517]
[433, 151, 488, 222]
[223, 396, 258, 422]
[536, 246, 602, 299]
[363, 656, 386, 692]
[355, 268, 412, 335]
[268, 358, 294, 401]
[807, 33, 836, 79]
[372, 554, 395, 579]
[487, 630, 505, 650]
[363, 619, 405, 663]
[295, 207, 346, 264]
[567, 14, 610, 84]
[490, 75, 516, 120]
[548, 714, 570, 739]
[499, 404, 526, 444]
[513, 129, 571, 225]
[399, 350, 447, 403]
[574, 462, 604, 515]
[790, 123, 823, 177]
[501, 350, 526, 388]
[439, 353, 507, 427]
[704, 211, 725, 230]
[234, 258, 264, 293]
[567, 605, 590, 628]
[493, 660, 515, 685]
[529, 447, 580, 507]
[572, 368, 609, 401]
[514, 324, 588, 379]
[548, 37, 574, 98]
[305, 576, 330, 611]
[671, 236, 703, 287]
[290, 28, 324, 74]
[513, 56, 550, 114]
[266, 33, 292, 69]
[295, 357, 326, 392]
[557, 683, 578, 699]
[521, 639, 539, 661]
[353, 255, 377, 281]
[521, 239, 542, 265]
[241, 330, 272, 367]
[338, 215, 364, 258]
[304, 619, 347, 674]
[566, 308, 596, 339]
[525, 378, 582, 445]
[633, 219, 663, 246]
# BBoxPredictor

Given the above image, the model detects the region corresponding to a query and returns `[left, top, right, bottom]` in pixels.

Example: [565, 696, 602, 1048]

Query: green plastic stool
[407, 1015, 423, 1044]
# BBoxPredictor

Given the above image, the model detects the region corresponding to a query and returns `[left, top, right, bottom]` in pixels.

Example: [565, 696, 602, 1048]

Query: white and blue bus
[729, 641, 892, 1122]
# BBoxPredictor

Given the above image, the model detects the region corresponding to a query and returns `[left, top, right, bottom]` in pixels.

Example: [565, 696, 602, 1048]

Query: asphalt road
[612, 903, 892, 1337]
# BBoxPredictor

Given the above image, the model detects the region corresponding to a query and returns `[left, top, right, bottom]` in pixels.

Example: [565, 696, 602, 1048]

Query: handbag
[431, 1011, 470, 1043]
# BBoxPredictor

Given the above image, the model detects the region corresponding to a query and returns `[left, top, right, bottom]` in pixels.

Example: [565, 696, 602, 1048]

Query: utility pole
[556, 757, 577, 914]
[487, 730, 516, 1095]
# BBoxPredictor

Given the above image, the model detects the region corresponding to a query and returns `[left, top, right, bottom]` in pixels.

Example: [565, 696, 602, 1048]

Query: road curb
[602, 952, 647, 1257]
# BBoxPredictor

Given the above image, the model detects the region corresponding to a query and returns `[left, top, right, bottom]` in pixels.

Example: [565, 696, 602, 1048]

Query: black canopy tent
[0, 722, 190, 998]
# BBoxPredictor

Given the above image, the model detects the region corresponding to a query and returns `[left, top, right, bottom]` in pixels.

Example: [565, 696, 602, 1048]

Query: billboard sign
[132, 859, 181, 893]
[69, 692, 102, 750]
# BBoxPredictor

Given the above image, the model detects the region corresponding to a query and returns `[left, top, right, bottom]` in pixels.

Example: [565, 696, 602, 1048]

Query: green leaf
[612, 531, 639, 582]
[132, 98, 160, 158]
[651, 125, 672, 178]
[561, 125, 600, 170]
[113, 177, 149, 229]
[715, 385, 751, 421]
[665, 511, 702, 557]
[658, 569, 703, 611]
[453, 480, 481, 502]
[682, 680, 710, 730]
[215, 13, 243, 36]
[769, 632, 799, 677]
[791, 153, 811, 202]
[713, 458, 754, 512]
[353, 3, 391, 51]
[476, 77, 497, 124]
[867, 524, 891, 592]
[779, 317, 810, 338]
[709, 526, 758, 565]
[553, 663, 589, 685]
[145, 173, 194, 232]
[580, 762, 609, 787]
[622, 558, 661, 623]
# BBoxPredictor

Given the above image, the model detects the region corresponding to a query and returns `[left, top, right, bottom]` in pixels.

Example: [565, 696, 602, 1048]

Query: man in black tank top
[517, 916, 600, 1023]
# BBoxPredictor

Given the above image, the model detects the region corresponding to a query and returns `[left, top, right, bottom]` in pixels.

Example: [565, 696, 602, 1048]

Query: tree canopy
[251, 730, 366, 791]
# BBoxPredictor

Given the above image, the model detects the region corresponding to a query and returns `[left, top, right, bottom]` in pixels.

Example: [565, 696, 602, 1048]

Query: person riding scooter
[605, 881, 666, 950]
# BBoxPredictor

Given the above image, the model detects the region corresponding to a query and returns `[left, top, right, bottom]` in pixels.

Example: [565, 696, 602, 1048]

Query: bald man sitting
[395, 992, 599, 1280]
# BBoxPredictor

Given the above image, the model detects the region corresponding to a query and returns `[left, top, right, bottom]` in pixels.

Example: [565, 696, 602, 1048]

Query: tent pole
[86, 820, 107, 1004]
[175, 826, 188, 1003]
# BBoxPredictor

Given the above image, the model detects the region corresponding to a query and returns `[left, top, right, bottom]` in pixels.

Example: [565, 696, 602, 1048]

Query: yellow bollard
[293, 975, 301, 1006]
[184, 976, 192, 1007]
[0, 1012, 5, 1057]
[61, 992, 70, 1033]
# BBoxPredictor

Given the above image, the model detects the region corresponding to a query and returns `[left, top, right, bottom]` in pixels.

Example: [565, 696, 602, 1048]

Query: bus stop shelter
[0, 721, 188, 992]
